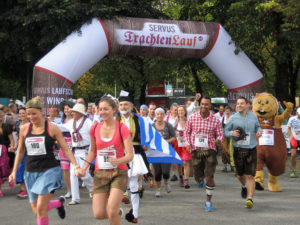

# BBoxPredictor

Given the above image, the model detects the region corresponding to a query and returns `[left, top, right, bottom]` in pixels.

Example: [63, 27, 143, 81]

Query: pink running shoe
[17, 190, 28, 199]
[0, 190, 3, 197]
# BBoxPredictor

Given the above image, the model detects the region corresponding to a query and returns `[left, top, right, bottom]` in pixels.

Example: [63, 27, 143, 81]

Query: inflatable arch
[33, 17, 263, 112]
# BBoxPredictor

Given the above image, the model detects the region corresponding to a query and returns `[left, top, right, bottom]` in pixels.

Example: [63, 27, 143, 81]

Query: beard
[120, 109, 131, 115]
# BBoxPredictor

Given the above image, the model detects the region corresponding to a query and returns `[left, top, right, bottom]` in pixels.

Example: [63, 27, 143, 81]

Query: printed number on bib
[65, 137, 73, 150]
[97, 146, 117, 169]
[195, 134, 208, 148]
[25, 136, 47, 156]
[259, 129, 274, 146]
[177, 136, 186, 147]
[237, 132, 251, 146]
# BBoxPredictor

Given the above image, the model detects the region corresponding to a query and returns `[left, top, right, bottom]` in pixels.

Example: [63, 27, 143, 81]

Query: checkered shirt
[184, 112, 224, 151]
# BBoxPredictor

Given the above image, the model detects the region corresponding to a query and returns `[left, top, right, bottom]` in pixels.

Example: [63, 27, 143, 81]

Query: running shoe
[17, 190, 28, 199]
[119, 208, 124, 218]
[68, 200, 80, 205]
[8, 182, 14, 189]
[205, 201, 214, 212]
[290, 170, 297, 178]
[64, 191, 72, 199]
[122, 194, 130, 204]
[165, 183, 171, 193]
[0, 190, 3, 197]
[179, 179, 184, 187]
[197, 180, 205, 188]
[89, 192, 93, 198]
[184, 180, 190, 189]
[125, 208, 138, 223]
[241, 187, 247, 199]
[170, 174, 178, 181]
[245, 198, 254, 209]
[155, 190, 161, 198]
[149, 179, 154, 188]
[57, 197, 66, 219]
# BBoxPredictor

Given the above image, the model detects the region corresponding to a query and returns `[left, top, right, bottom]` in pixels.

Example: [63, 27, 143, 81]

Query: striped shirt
[184, 112, 223, 151]
[287, 116, 300, 140]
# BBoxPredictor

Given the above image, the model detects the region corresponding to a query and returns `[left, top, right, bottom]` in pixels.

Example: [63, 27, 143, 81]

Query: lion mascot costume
[253, 93, 293, 192]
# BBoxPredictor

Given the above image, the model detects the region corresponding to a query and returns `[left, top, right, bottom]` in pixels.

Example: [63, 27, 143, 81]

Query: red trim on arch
[98, 18, 112, 54]
[34, 66, 74, 85]
[202, 23, 220, 59]
[228, 77, 264, 92]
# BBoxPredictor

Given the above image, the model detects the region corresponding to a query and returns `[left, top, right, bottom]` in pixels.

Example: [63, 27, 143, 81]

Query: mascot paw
[283, 101, 294, 110]
[255, 181, 265, 191]
[268, 174, 282, 192]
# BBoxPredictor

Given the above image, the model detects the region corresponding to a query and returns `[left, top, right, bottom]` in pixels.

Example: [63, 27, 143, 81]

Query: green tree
[0, 0, 162, 98]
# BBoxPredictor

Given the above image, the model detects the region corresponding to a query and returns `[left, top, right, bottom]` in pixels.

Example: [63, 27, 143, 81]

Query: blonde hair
[177, 105, 187, 121]
[26, 96, 42, 109]
[0, 111, 3, 134]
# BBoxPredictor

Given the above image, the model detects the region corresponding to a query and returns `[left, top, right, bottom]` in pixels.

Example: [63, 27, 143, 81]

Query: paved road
[1, 156, 300, 225]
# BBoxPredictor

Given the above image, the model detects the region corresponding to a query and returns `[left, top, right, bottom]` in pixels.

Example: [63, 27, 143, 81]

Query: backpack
[0, 145, 12, 178]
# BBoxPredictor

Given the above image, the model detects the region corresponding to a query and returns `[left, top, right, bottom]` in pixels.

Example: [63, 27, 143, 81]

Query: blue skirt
[24, 166, 62, 203]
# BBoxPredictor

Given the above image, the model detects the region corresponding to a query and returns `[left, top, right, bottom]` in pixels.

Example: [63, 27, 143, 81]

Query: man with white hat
[63, 103, 94, 205]
[287, 107, 300, 177]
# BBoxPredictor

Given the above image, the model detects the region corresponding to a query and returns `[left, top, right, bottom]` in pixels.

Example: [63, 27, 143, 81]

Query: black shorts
[233, 147, 257, 176]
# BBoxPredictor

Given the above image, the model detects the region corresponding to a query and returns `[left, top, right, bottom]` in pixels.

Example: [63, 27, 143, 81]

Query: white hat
[297, 107, 300, 114]
[70, 103, 86, 115]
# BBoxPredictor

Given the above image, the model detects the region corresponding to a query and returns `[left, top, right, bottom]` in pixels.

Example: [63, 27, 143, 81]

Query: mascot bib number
[97, 146, 117, 169]
[259, 129, 274, 146]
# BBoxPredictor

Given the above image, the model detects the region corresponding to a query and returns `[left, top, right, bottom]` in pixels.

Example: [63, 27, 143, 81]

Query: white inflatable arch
[33, 17, 263, 111]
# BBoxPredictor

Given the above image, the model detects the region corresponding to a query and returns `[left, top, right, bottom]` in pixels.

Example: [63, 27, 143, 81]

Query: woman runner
[9, 96, 79, 225]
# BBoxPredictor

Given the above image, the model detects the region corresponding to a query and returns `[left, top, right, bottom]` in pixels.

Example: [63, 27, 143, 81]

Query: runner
[119, 96, 150, 223]
[184, 96, 223, 212]
[58, 101, 74, 199]
[224, 97, 261, 209]
[173, 105, 192, 189]
[153, 107, 176, 197]
[78, 96, 134, 225]
[287, 107, 300, 177]
[15, 107, 29, 198]
[63, 103, 94, 205]
[8, 96, 79, 225]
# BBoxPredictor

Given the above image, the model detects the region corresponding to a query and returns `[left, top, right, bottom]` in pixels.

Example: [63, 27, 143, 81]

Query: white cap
[297, 107, 300, 114]
[70, 103, 86, 115]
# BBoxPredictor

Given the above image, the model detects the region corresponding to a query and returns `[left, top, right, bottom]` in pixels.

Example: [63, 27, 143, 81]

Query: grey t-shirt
[153, 121, 176, 140]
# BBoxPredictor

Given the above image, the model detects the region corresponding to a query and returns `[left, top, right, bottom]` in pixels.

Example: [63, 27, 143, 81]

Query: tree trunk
[191, 66, 202, 94]
[139, 82, 147, 105]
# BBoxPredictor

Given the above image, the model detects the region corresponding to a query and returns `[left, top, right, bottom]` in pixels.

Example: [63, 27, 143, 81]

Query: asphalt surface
[1, 155, 300, 225]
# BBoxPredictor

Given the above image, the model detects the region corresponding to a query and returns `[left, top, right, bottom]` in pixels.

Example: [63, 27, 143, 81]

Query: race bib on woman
[25, 137, 47, 156]
[97, 146, 117, 169]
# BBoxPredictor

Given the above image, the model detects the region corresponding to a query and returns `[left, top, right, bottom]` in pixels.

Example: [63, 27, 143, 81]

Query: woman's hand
[8, 172, 16, 184]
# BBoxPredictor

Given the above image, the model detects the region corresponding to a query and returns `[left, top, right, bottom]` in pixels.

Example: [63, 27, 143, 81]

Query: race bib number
[237, 132, 251, 146]
[294, 129, 300, 140]
[195, 134, 208, 149]
[97, 146, 117, 169]
[259, 129, 274, 146]
[25, 136, 47, 156]
[65, 137, 73, 150]
[177, 136, 186, 147]
[0, 145, 2, 157]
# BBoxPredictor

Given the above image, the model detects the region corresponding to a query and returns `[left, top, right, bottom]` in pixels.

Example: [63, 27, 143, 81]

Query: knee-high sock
[48, 200, 61, 211]
[37, 217, 49, 225]
[129, 175, 139, 218]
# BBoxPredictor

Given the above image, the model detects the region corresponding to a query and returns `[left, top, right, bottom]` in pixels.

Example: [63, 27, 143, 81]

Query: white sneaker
[155, 190, 161, 198]
[89, 192, 93, 198]
[68, 200, 80, 205]
[64, 191, 72, 199]
[81, 182, 86, 188]
[165, 183, 171, 193]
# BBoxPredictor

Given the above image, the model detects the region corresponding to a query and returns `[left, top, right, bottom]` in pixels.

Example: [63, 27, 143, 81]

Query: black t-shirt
[0, 123, 13, 148]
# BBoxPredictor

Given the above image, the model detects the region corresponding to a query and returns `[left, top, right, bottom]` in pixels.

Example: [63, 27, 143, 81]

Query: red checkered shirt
[184, 112, 224, 151]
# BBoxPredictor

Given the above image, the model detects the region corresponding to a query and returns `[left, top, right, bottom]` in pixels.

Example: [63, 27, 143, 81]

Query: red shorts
[290, 136, 300, 149]
[173, 140, 192, 161]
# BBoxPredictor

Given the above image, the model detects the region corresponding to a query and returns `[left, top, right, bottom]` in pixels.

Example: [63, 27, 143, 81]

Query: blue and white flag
[135, 113, 183, 165]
